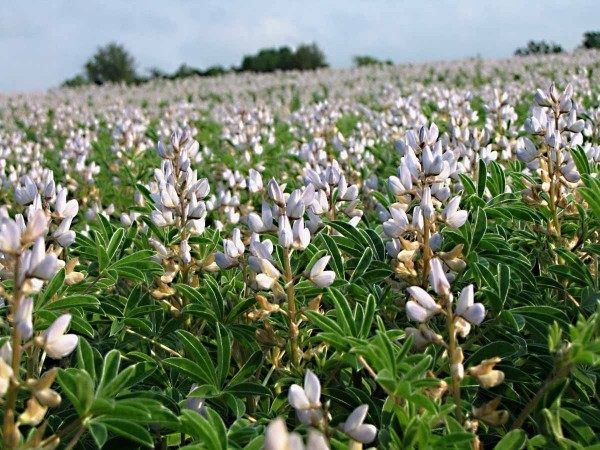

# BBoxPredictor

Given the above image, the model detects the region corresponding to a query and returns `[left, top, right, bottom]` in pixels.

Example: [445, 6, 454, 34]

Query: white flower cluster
[265, 370, 377, 449]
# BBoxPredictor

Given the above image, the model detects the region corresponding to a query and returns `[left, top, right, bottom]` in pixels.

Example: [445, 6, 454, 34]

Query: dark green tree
[61, 74, 87, 88]
[515, 40, 563, 56]
[293, 43, 328, 70]
[353, 55, 393, 67]
[239, 44, 327, 73]
[582, 31, 600, 49]
[84, 42, 137, 84]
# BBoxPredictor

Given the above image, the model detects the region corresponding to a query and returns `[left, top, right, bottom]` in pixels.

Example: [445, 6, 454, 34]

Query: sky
[0, 0, 598, 93]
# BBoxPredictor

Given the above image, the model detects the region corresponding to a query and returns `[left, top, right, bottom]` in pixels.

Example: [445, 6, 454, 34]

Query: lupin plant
[519, 82, 585, 239]
[0, 185, 79, 449]
[143, 129, 211, 310]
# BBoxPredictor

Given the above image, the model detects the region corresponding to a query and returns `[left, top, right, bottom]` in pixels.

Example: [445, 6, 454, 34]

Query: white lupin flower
[0, 219, 21, 253]
[455, 284, 485, 325]
[421, 187, 434, 220]
[180, 240, 191, 264]
[278, 215, 293, 248]
[286, 190, 305, 219]
[54, 188, 79, 219]
[264, 418, 329, 450]
[515, 137, 539, 163]
[53, 216, 76, 247]
[560, 159, 581, 183]
[0, 342, 12, 363]
[267, 178, 285, 207]
[247, 169, 263, 194]
[250, 256, 281, 291]
[288, 369, 323, 426]
[429, 258, 450, 296]
[43, 314, 78, 359]
[15, 297, 34, 340]
[292, 218, 311, 250]
[534, 88, 552, 108]
[422, 146, 444, 176]
[0, 359, 14, 397]
[185, 384, 206, 417]
[441, 196, 468, 228]
[343, 404, 378, 444]
[308, 256, 335, 288]
[248, 201, 276, 233]
[406, 286, 441, 322]
[405, 325, 443, 349]
[23, 209, 49, 243]
[27, 238, 59, 280]
[15, 176, 38, 205]
[382, 205, 409, 238]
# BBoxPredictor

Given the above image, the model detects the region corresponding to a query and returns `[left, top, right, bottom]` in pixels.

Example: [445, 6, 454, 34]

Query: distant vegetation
[240, 43, 328, 72]
[582, 31, 600, 49]
[514, 40, 563, 56]
[62, 42, 329, 88]
[63, 30, 600, 88]
[514, 30, 600, 56]
[353, 55, 393, 67]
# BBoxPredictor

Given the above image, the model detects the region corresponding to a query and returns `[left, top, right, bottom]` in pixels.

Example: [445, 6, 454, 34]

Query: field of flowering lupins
[1, 51, 600, 450]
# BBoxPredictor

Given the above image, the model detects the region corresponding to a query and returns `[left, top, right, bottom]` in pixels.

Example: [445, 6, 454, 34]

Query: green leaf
[224, 382, 271, 397]
[38, 268, 65, 308]
[204, 276, 225, 321]
[176, 330, 218, 385]
[305, 310, 345, 335]
[350, 247, 373, 282]
[181, 409, 227, 450]
[477, 158, 487, 198]
[164, 358, 216, 386]
[57, 368, 95, 416]
[497, 264, 511, 306]
[99, 418, 154, 447]
[106, 227, 126, 261]
[96, 350, 122, 397]
[89, 422, 108, 448]
[471, 207, 487, 250]
[76, 338, 98, 382]
[228, 351, 264, 387]
[494, 429, 527, 450]
[327, 287, 357, 336]
[43, 294, 100, 311]
[216, 323, 232, 388]
[320, 233, 345, 279]
[359, 294, 376, 338]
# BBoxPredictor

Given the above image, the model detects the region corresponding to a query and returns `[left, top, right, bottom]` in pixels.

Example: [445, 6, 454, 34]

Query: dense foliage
[582, 32, 600, 50]
[514, 41, 563, 56]
[1, 50, 600, 450]
[84, 42, 138, 85]
[240, 44, 328, 73]
[63, 43, 329, 88]
[353, 56, 393, 67]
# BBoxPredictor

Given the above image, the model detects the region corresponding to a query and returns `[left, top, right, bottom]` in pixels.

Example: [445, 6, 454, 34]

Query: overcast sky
[0, 0, 597, 93]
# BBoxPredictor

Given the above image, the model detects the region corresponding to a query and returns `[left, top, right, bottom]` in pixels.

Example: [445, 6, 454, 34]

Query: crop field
[1, 51, 600, 449]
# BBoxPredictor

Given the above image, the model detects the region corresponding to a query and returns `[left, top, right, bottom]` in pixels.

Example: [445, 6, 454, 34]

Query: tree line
[514, 31, 600, 56]
[63, 43, 328, 87]
[62, 31, 600, 88]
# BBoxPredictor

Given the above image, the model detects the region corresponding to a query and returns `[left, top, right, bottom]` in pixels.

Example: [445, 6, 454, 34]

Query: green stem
[447, 300, 462, 424]
[63, 425, 87, 450]
[4, 253, 23, 449]
[283, 247, 300, 368]
[421, 215, 431, 288]
[511, 362, 572, 430]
